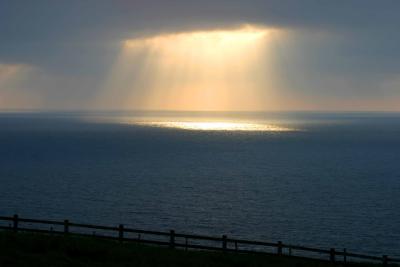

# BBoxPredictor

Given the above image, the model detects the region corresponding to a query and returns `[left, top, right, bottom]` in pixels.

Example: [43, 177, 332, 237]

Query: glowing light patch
[0, 64, 42, 109]
[97, 25, 284, 111]
[132, 121, 294, 132]
[124, 26, 269, 51]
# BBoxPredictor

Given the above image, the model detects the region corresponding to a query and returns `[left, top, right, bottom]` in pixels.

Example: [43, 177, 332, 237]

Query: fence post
[383, 255, 388, 267]
[169, 230, 175, 249]
[343, 248, 347, 265]
[277, 241, 283, 255]
[330, 248, 336, 263]
[64, 219, 69, 234]
[118, 224, 124, 242]
[222, 235, 227, 252]
[13, 214, 18, 233]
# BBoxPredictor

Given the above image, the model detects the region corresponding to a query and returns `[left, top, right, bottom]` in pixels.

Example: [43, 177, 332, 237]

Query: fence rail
[0, 214, 398, 266]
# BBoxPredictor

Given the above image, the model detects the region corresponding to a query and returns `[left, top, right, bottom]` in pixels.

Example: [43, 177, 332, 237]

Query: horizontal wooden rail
[18, 217, 65, 226]
[285, 244, 331, 254]
[123, 228, 171, 237]
[337, 251, 383, 261]
[0, 214, 398, 266]
[175, 232, 224, 242]
[69, 222, 119, 231]
[227, 237, 279, 247]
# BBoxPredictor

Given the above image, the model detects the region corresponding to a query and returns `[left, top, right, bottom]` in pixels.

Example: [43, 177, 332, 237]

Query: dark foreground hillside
[0, 231, 385, 267]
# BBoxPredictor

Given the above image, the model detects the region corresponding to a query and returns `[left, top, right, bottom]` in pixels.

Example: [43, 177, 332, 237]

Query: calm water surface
[0, 111, 399, 257]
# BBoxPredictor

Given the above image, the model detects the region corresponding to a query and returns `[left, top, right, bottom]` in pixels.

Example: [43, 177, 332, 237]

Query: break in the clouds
[1, 0, 400, 111]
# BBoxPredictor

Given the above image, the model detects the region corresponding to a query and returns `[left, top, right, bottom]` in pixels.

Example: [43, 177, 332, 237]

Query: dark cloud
[2, 0, 400, 42]
[1, 0, 399, 71]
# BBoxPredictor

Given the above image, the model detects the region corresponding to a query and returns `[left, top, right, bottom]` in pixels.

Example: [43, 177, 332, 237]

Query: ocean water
[0, 111, 399, 257]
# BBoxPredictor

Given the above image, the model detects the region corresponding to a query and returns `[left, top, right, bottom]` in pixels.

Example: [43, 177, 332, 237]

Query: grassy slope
[0, 231, 382, 267]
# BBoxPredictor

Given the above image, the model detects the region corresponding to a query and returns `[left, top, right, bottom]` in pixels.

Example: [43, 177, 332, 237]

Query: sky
[1, 0, 400, 111]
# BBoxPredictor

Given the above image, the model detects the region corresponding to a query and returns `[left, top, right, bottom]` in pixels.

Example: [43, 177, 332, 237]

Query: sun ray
[96, 25, 284, 111]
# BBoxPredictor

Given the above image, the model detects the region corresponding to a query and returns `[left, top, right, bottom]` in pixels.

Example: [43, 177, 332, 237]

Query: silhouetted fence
[0, 214, 398, 266]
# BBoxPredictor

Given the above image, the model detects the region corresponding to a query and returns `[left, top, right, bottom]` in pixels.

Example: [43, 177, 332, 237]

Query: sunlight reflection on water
[86, 113, 300, 132]
[132, 121, 295, 132]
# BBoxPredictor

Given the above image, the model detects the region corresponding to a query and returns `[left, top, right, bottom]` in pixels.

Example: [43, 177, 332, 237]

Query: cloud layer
[1, 0, 400, 111]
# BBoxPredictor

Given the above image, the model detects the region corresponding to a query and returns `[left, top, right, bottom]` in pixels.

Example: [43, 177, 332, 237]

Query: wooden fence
[0, 214, 398, 266]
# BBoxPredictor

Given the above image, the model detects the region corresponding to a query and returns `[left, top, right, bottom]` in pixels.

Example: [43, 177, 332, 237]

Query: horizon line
[1, 108, 400, 114]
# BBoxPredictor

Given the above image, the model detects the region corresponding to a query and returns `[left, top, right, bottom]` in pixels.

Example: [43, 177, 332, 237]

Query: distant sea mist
[1, 111, 399, 257]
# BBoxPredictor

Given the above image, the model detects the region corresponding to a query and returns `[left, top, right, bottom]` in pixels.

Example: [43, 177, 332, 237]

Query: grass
[0, 231, 387, 267]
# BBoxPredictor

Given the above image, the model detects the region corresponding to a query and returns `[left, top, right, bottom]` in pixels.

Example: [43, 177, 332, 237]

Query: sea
[0, 111, 399, 257]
